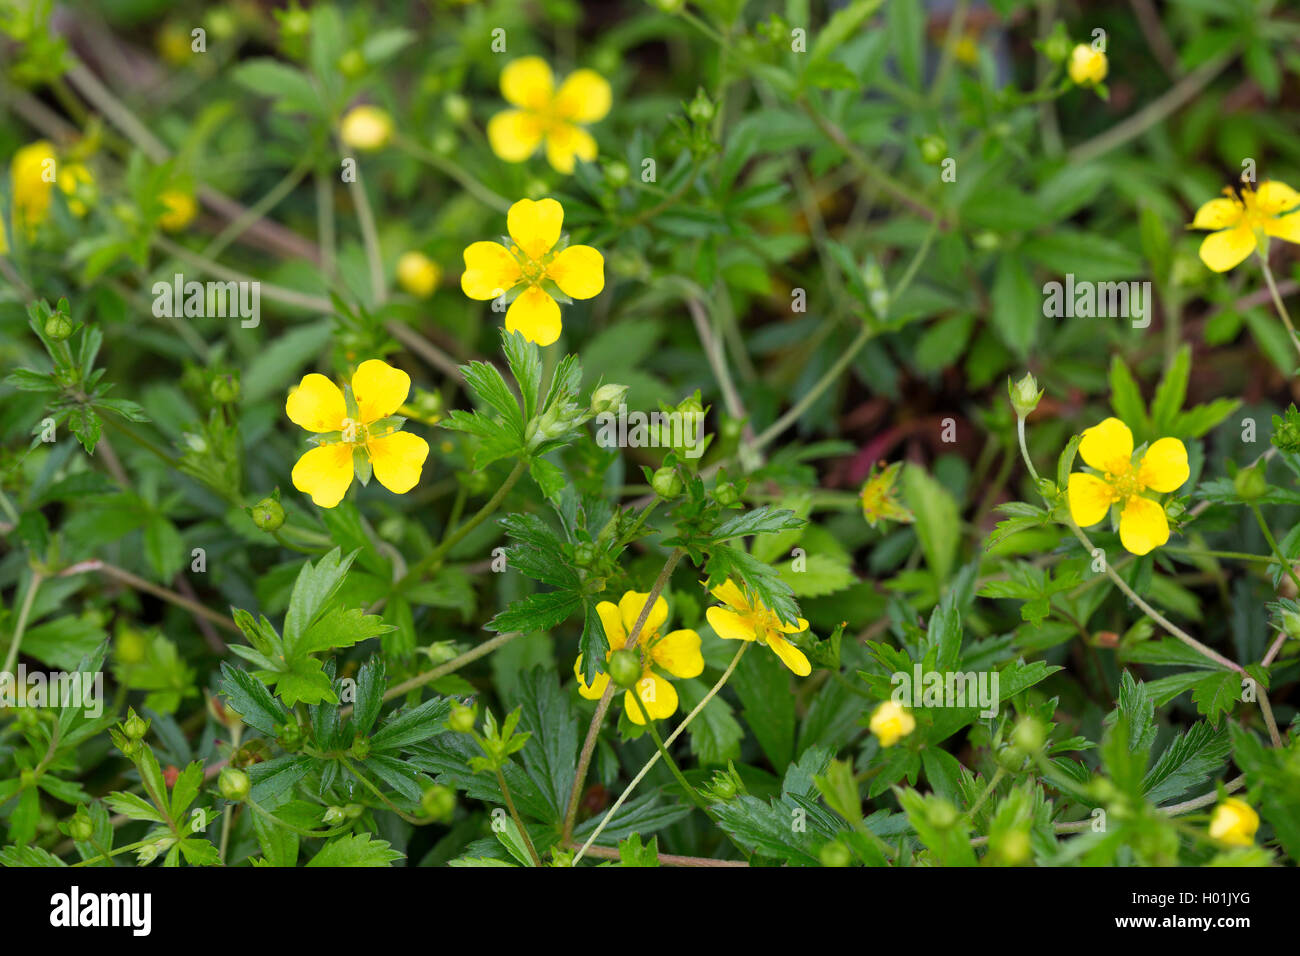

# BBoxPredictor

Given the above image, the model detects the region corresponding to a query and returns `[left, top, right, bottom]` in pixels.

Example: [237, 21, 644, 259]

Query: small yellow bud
[1068, 44, 1108, 86]
[869, 700, 916, 748]
[158, 190, 197, 232]
[396, 251, 441, 298]
[1208, 797, 1259, 846]
[340, 105, 394, 151]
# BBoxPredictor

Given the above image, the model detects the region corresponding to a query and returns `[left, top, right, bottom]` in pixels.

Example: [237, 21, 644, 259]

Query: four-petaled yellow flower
[286, 359, 430, 509]
[487, 56, 611, 174]
[460, 197, 604, 346]
[706, 579, 811, 676]
[869, 701, 916, 747]
[1190, 181, 1300, 273]
[1208, 797, 1259, 847]
[1067, 417, 1189, 556]
[575, 591, 704, 724]
[860, 461, 914, 528]
[1068, 44, 1107, 86]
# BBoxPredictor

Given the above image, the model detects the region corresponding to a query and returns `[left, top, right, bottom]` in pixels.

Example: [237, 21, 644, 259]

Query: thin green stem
[1248, 502, 1300, 594]
[1258, 254, 1300, 362]
[3, 570, 43, 676]
[755, 322, 874, 450]
[573, 642, 747, 864]
[630, 693, 709, 810]
[495, 768, 543, 866]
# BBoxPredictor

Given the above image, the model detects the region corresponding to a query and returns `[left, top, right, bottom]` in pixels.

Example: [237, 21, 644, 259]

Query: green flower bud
[449, 703, 477, 734]
[652, 0, 686, 13]
[444, 93, 470, 124]
[251, 497, 285, 532]
[1234, 464, 1268, 501]
[123, 709, 149, 741]
[279, 7, 310, 38]
[687, 88, 715, 125]
[714, 481, 740, 507]
[651, 466, 684, 499]
[992, 828, 1031, 865]
[918, 134, 948, 165]
[819, 840, 852, 867]
[350, 734, 371, 759]
[432, 130, 457, 156]
[928, 797, 959, 829]
[44, 312, 75, 341]
[322, 806, 347, 825]
[1008, 373, 1043, 420]
[276, 720, 304, 752]
[338, 49, 366, 78]
[218, 767, 250, 802]
[421, 784, 456, 820]
[607, 649, 642, 689]
[210, 374, 240, 404]
[589, 383, 628, 416]
[573, 542, 597, 567]
[1281, 609, 1300, 640]
[67, 811, 94, 843]
[709, 772, 738, 800]
[1012, 716, 1047, 754]
[343, 803, 364, 819]
[604, 160, 629, 187]
[206, 9, 237, 41]
[1043, 27, 1071, 64]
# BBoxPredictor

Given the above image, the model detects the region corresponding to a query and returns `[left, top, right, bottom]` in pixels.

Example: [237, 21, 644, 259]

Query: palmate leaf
[283, 547, 359, 646]
[486, 590, 583, 634]
[709, 505, 805, 541]
[509, 669, 578, 823]
[1142, 721, 1230, 804]
[305, 833, 404, 867]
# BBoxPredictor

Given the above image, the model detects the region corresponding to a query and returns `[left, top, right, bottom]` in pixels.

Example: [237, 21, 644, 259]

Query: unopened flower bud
[44, 312, 74, 341]
[651, 466, 684, 499]
[443, 93, 470, 124]
[687, 88, 715, 125]
[1234, 464, 1268, 501]
[251, 497, 285, 532]
[210, 374, 240, 404]
[218, 767, 250, 802]
[123, 709, 149, 741]
[449, 702, 477, 734]
[1012, 716, 1046, 754]
[421, 784, 456, 820]
[918, 134, 947, 165]
[589, 383, 627, 416]
[607, 649, 642, 689]
[819, 840, 852, 867]
[322, 806, 347, 825]
[714, 482, 740, 507]
[1008, 373, 1043, 419]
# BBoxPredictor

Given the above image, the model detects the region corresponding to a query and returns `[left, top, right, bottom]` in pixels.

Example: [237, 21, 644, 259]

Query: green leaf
[486, 590, 583, 634]
[617, 833, 660, 867]
[990, 253, 1039, 357]
[283, 548, 359, 647]
[1142, 721, 1230, 804]
[306, 833, 404, 867]
[1190, 670, 1239, 724]
[510, 669, 578, 823]
[901, 464, 960, 582]
[232, 58, 322, 114]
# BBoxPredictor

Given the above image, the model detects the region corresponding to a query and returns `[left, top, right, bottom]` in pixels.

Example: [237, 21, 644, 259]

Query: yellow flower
[1068, 44, 1108, 86]
[487, 56, 611, 174]
[869, 701, 916, 748]
[1208, 797, 1259, 847]
[10, 141, 58, 233]
[460, 197, 604, 346]
[340, 105, 393, 151]
[1067, 417, 1189, 556]
[1189, 181, 1300, 273]
[860, 461, 914, 528]
[705, 579, 811, 676]
[575, 591, 704, 724]
[397, 251, 441, 298]
[57, 162, 95, 217]
[158, 190, 197, 232]
[285, 359, 430, 508]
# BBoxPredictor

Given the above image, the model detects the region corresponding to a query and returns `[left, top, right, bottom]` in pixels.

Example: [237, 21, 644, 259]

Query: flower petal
[651, 629, 703, 679]
[706, 606, 756, 642]
[766, 635, 812, 677]
[618, 590, 669, 640]
[368, 431, 429, 495]
[286, 374, 347, 433]
[461, 241, 522, 300]
[486, 109, 545, 163]
[291, 443, 354, 508]
[352, 359, 410, 423]
[1190, 197, 1243, 231]
[506, 197, 563, 261]
[1119, 495, 1170, 556]
[543, 123, 597, 175]
[547, 245, 605, 299]
[1068, 473, 1115, 527]
[1078, 417, 1134, 474]
[505, 285, 562, 346]
[776, 616, 810, 634]
[574, 655, 609, 700]
[710, 579, 750, 611]
[1138, 437, 1189, 493]
[554, 69, 612, 123]
[1264, 211, 1300, 245]
[624, 671, 678, 724]
[596, 600, 626, 649]
[1254, 181, 1300, 216]
[500, 56, 554, 110]
[1199, 225, 1256, 273]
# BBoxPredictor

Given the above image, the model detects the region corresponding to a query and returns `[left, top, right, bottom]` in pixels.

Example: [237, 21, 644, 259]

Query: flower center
[1103, 463, 1145, 501]
[340, 417, 367, 445]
